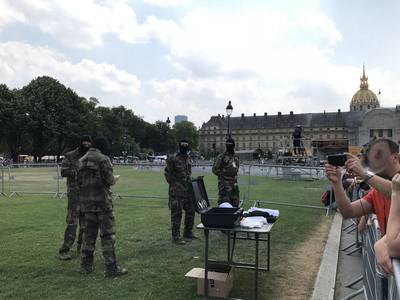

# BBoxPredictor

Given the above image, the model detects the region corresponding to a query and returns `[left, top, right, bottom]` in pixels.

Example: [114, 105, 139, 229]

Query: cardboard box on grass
[185, 264, 234, 298]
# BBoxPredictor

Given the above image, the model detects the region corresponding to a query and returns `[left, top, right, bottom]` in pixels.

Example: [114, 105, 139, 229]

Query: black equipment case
[191, 176, 242, 228]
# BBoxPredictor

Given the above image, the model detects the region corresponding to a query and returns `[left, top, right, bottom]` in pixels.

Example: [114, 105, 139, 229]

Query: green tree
[0, 85, 30, 162]
[173, 121, 199, 150]
[21, 76, 93, 161]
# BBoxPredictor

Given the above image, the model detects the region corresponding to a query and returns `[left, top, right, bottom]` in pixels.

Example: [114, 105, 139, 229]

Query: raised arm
[387, 174, 400, 257]
[345, 153, 392, 198]
[325, 163, 373, 218]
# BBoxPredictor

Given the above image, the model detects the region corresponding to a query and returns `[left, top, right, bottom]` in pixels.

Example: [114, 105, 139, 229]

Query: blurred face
[366, 142, 397, 177]
[81, 141, 91, 148]
[226, 141, 235, 153]
[179, 142, 189, 155]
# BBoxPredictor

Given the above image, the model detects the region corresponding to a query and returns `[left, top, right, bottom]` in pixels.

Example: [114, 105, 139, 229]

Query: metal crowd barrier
[341, 214, 400, 300]
[5, 163, 64, 197]
[117, 161, 325, 180]
[1, 162, 327, 215]
[362, 215, 386, 300]
[390, 260, 400, 300]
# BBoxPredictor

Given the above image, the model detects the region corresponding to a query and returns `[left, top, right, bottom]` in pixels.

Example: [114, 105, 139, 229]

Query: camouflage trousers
[169, 195, 195, 238]
[81, 211, 117, 266]
[217, 180, 240, 207]
[59, 197, 84, 254]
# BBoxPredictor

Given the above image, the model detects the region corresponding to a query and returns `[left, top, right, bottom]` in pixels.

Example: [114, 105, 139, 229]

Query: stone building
[198, 66, 400, 158]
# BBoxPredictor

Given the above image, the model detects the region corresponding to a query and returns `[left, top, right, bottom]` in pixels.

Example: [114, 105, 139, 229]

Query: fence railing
[362, 215, 386, 300]
[342, 214, 400, 300]
[0, 162, 328, 213]
[390, 260, 400, 300]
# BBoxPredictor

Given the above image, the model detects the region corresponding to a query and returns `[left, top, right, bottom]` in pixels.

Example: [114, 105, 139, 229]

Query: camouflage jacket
[164, 153, 192, 197]
[60, 148, 81, 192]
[212, 152, 240, 181]
[77, 148, 116, 212]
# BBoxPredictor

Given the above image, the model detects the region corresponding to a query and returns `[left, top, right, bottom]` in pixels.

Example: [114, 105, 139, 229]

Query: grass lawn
[0, 166, 332, 299]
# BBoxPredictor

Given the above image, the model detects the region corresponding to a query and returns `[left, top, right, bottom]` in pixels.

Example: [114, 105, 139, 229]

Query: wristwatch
[364, 169, 375, 182]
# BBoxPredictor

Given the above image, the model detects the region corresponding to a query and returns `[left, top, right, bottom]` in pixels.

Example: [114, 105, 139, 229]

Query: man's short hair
[367, 138, 399, 155]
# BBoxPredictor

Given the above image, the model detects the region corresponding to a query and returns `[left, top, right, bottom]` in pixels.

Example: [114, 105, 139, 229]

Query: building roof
[201, 110, 366, 131]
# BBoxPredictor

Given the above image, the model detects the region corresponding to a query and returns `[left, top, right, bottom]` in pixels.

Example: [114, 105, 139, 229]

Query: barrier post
[0, 165, 5, 196]
[247, 164, 252, 201]
[8, 165, 17, 197]
[55, 164, 61, 198]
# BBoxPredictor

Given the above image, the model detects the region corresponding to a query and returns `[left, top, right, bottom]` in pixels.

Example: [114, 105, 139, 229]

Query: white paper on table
[240, 216, 267, 228]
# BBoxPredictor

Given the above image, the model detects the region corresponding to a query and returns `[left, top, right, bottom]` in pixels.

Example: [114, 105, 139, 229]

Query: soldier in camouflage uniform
[212, 137, 240, 207]
[165, 139, 197, 245]
[58, 135, 92, 260]
[78, 137, 128, 277]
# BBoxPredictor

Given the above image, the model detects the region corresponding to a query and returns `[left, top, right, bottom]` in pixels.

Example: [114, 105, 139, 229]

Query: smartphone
[327, 154, 347, 167]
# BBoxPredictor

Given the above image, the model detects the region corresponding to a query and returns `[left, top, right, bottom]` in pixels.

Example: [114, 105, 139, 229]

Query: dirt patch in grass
[273, 216, 333, 299]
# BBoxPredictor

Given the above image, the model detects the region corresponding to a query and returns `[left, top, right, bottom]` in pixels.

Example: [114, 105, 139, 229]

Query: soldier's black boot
[183, 230, 198, 240]
[105, 262, 128, 278]
[172, 235, 186, 245]
[58, 248, 72, 261]
[183, 211, 197, 240]
[172, 225, 186, 245]
[80, 255, 94, 274]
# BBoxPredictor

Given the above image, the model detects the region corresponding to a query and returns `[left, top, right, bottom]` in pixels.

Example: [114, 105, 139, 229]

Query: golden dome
[350, 65, 380, 111]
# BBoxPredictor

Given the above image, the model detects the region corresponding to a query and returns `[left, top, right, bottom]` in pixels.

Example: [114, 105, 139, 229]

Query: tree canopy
[0, 76, 199, 162]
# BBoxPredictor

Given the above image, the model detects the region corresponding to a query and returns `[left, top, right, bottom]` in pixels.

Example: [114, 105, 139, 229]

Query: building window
[379, 129, 383, 137]
[370, 130, 374, 138]
[388, 129, 393, 137]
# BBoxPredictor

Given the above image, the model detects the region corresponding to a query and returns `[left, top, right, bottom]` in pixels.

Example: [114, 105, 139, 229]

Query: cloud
[154, 8, 344, 81]
[0, 0, 149, 49]
[0, 0, 26, 28]
[1, 1, 399, 127]
[133, 7, 351, 124]
[143, 0, 189, 7]
[0, 41, 141, 98]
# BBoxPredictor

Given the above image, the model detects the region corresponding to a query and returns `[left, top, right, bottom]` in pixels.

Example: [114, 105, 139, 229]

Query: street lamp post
[226, 100, 233, 138]
[166, 117, 171, 156]
[122, 135, 128, 163]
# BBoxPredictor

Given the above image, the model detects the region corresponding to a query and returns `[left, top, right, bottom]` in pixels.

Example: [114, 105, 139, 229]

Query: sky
[0, 0, 400, 126]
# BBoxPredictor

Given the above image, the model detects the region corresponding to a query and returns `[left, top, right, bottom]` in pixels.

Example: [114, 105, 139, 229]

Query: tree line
[0, 76, 198, 162]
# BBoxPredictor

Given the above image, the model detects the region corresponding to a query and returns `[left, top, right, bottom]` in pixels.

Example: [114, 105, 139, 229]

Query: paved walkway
[334, 218, 364, 300]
